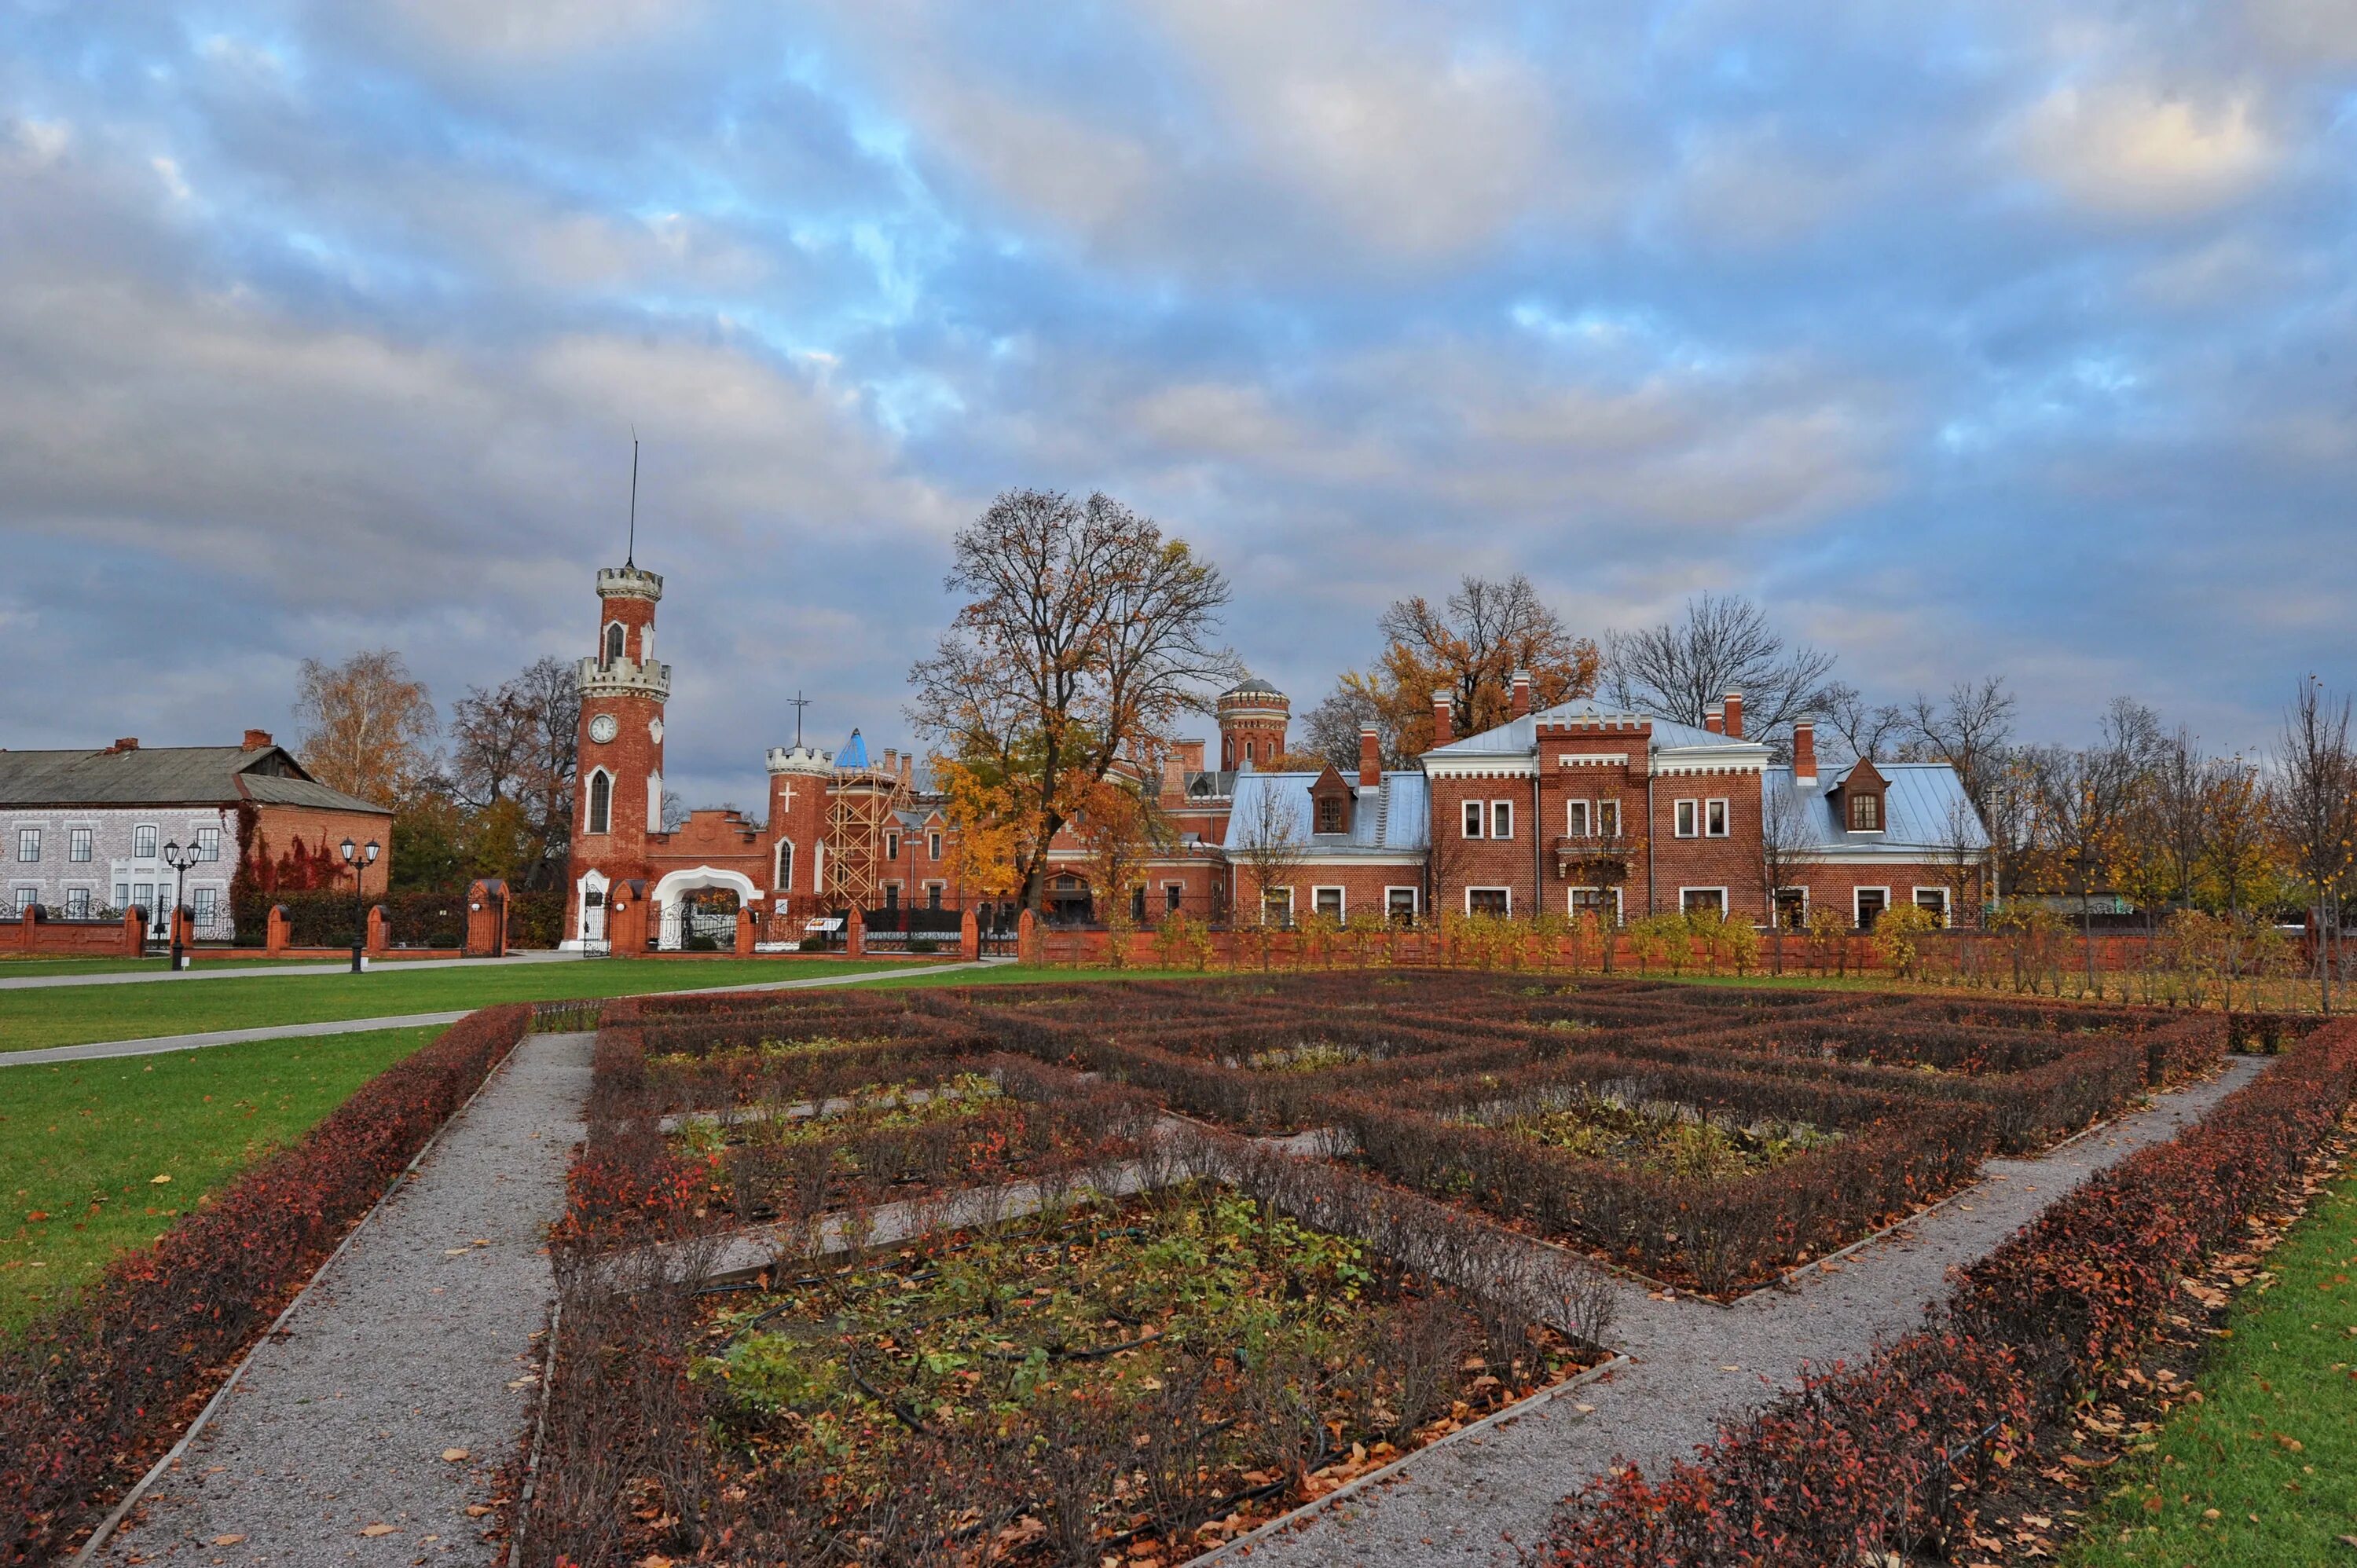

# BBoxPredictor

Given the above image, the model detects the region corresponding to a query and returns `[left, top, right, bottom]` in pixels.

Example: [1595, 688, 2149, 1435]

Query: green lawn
[0, 957, 940, 1053]
[2067, 1163, 2357, 1566]
[0, 956, 173, 979]
[0, 1026, 447, 1328]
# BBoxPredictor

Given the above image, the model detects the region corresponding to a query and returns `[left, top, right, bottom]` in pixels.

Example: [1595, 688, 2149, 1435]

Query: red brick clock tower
[570, 562, 670, 945]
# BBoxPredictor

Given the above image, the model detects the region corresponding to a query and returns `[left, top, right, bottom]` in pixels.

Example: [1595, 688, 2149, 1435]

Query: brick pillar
[959, 905, 979, 961]
[266, 903, 290, 957]
[846, 906, 865, 959]
[466, 879, 508, 957]
[120, 906, 144, 957]
[1017, 907, 1039, 965]
[735, 904, 757, 956]
[366, 904, 389, 954]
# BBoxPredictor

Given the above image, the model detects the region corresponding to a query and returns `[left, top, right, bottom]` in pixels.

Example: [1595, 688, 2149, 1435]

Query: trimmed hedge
[1539, 1020, 2357, 1565]
[0, 1004, 533, 1563]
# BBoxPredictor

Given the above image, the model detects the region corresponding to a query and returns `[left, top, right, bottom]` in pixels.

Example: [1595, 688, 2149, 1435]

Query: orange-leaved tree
[910, 489, 1241, 914]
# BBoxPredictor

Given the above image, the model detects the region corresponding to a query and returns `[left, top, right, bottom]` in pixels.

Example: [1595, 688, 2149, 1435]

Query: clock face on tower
[588, 713, 618, 745]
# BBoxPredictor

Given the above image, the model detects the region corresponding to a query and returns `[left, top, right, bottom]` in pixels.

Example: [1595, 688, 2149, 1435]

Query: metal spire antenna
[788, 690, 812, 747]
[625, 428, 640, 566]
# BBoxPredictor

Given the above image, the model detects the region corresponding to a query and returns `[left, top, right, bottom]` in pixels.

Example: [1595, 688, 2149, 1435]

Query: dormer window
[1315, 795, 1345, 834]
[1849, 793, 1881, 831]
[1309, 764, 1352, 835]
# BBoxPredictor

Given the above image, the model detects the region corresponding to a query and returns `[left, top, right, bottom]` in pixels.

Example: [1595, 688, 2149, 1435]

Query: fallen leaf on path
[359, 1522, 397, 1537]
[465, 1504, 493, 1518]
[442, 1448, 469, 1462]
[211, 1536, 244, 1546]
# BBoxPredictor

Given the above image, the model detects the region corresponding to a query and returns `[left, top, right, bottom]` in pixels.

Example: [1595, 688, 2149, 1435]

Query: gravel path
[4, 960, 983, 1068]
[94, 1030, 595, 1567]
[1217, 1057, 2269, 1566]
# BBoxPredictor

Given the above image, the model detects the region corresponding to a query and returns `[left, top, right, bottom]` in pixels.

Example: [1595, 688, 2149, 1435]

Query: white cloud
[2018, 81, 2275, 217]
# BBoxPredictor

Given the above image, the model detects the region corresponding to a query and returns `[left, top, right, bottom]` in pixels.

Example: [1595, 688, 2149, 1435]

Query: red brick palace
[563, 556, 1988, 947]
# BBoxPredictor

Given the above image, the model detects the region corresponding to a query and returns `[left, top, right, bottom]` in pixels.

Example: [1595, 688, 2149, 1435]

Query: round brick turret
[1218, 676, 1290, 770]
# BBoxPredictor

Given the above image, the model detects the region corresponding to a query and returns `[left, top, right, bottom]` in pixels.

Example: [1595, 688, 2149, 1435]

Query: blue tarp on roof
[836, 729, 869, 770]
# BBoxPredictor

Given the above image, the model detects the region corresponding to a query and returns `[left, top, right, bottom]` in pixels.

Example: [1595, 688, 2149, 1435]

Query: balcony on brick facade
[1552, 833, 1637, 882]
[576, 652, 673, 701]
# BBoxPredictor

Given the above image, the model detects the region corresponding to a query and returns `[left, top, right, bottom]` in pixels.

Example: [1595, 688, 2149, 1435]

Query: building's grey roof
[1222, 677, 1284, 698]
[1222, 771, 1429, 855]
[1761, 762, 1989, 853]
[1185, 769, 1238, 798]
[0, 746, 390, 815]
[1428, 698, 1761, 758]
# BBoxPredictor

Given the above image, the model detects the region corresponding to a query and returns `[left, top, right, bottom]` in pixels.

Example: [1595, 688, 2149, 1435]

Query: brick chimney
[1793, 720, 1818, 787]
[900, 753, 913, 790]
[1703, 708, 1724, 735]
[107, 737, 139, 753]
[1510, 669, 1531, 720]
[882, 747, 897, 776]
[1358, 725, 1381, 789]
[242, 728, 273, 750]
[1721, 691, 1743, 739]
[1431, 689, 1453, 747]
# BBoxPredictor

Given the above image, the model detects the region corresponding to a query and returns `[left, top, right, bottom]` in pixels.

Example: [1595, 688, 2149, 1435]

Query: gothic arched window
[775, 839, 795, 892]
[603, 622, 625, 667]
[587, 770, 612, 834]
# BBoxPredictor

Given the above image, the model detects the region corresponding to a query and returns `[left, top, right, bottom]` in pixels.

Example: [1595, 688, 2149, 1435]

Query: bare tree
[2271, 678, 2357, 1013]
[1905, 676, 2018, 808]
[1301, 687, 1384, 772]
[1758, 779, 1823, 974]
[293, 649, 440, 807]
[2022, 703, 2150, 995]
[1930, 793, 1989, 933]
[1604, 593, 1837, 753]
[909, 490, 1242, 913]
[1230, 785, 1309, 939]
[2142, 727, 2210, 912]
[1816, 681, 1909, 765]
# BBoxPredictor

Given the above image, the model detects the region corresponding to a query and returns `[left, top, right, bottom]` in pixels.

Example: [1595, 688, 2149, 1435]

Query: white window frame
[1163, 881, 1186, 912]
[603, 620, 626, 666]
[1596, 798, 1621, 837]
[68, 826, 93, 863]
[885, 832, 900, 862]
[1384, 885, 1420, 923]
[1262, 884, 1295, 924]
[1566, 799, 1590, 837]
[1679, 886, 1728, 916]
[1311, 885, 1345, 919]
[927, 831, 943, 860]
[1490, 800, 1515, 840]
[1465, 885, 1512, 916]
[1913, 886, 1951, 925]
[1461, 800, 1485, 839]
[1774, 885, 1810, 929]
[774, 838, 795, 892]
[1854, 885, 1892, 929]
[133, 823, 158, 859]
[1704, 798, 1729, 837]
[585, 768, 614, 835]
[1673, 799, 1698, 838]
[923, 881, 947, 909]
[1567, 885, 1623, 925]
[195, 826, 221, 862]
[16, 827, 39, 863]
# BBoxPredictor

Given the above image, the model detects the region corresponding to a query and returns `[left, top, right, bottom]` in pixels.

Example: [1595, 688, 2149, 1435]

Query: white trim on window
[1566, 799, 1590, 837]
[1853, 885, 1892, 928]
[1567, 885, 1623, 925]
[1912, 886, 1952, 926]
[1774, 885, 1809, 929]
[585, 768, 614, 835]
[1489, 800, 1514, 840]
[1310, 885, 1345, 919]
[774, 837, 796, 892]
[1596, 798, 1621, 837]
[1461, 800, 1485, 839]
[1704, 797, 1729, 837]
[1465, 885, 1512, 916]
[1384, 885, 1420, 923]
[1673, 799, 1698, 837]
[1678, 886, 1728, 916]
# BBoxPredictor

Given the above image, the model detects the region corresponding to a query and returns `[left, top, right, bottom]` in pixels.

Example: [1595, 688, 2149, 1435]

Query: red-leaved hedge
[1538, 1019, 2357, 1566]
[0, 1003, 533, 1563]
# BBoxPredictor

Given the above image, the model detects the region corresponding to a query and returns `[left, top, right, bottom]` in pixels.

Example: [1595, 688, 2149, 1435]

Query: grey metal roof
[1224, 676, 1283, 697]
[0, 745, 389, 814]
[1222, 770, 1429, 855]
[1761, 762, 1988, 853]
[1427, 698, 1760, 758]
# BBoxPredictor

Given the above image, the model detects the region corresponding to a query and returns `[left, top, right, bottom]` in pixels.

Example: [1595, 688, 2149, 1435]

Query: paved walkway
[93, 1030, 595, 1567]
[0, 962, 988, 1068]
[1214, 1057, 2269, 1566]
[0, 953, 580, 991]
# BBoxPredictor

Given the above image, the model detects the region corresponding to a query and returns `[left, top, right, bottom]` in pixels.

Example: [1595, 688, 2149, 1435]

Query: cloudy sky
[5, 2, 2354, 804]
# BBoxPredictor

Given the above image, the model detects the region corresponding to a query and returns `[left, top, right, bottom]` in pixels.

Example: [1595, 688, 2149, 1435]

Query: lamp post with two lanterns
[160, 837, 201, 970]
[340, 837, 380, 974]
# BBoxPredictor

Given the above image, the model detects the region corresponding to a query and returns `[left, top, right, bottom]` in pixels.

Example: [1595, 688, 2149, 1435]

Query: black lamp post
[340, 837, 381, 973]
[160, 838, 200, 971]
